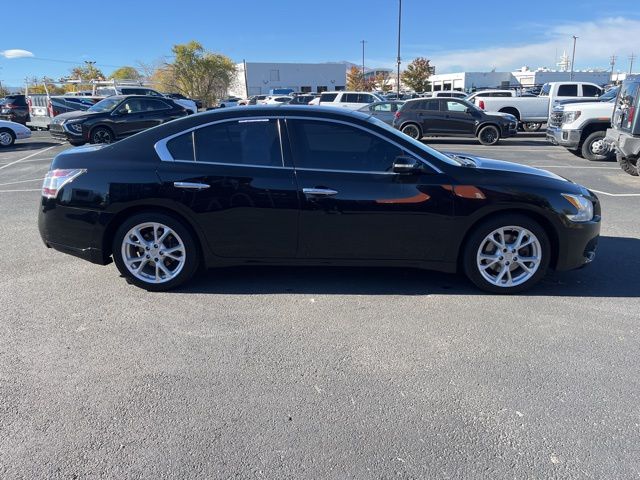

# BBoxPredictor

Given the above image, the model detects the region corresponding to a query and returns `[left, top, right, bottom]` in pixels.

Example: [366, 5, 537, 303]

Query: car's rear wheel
[112, 213, 200, 291]
[616, 152, 639, 176]
[90, 127, 114, 144]
[478, 125, 500, 145]
[0, 128, 16, 147]
[581, 131, 614, 161]
[463, 215, 550, 294]
[401, 123, 421, 140]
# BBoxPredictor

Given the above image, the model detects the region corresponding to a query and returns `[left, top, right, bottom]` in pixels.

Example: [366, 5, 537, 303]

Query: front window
[88, 97, 122, 113]
[444, 100, 467, 112]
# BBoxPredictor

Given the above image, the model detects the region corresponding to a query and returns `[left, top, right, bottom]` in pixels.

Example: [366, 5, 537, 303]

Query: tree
[402, 57, 433, 92]
[109, 66, 142, 80]
[154, 41, 236, 107]
[374, 73, 393, 93]
[346, 66, 364, 91]
[69, 62, 105, 81]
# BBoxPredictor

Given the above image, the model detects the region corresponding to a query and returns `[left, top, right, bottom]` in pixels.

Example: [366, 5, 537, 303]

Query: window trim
[154, 115, 442, 174]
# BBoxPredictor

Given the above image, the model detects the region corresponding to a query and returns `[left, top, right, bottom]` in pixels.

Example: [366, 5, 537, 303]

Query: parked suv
[606, 78, 640, 176]
[95, 86, 197, 114]
[49, 95, 188, 146]
[393, 98, 518, 145]
[313, 91, 383, 110]
[0, 94, 29, 125]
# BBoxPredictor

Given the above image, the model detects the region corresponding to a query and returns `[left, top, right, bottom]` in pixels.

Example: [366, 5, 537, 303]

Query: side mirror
[392, 156, 424, 174]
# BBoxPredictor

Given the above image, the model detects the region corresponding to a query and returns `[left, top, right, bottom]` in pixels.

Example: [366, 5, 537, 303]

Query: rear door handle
[174, 181, 210, 190]
[303, 188, 338, 197]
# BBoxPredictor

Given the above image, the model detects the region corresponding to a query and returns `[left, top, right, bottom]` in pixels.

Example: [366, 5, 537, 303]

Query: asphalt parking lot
[1, 131, 639, 479]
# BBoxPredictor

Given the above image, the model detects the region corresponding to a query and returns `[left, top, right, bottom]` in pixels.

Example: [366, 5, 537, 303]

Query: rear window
[6, 95, 27, 106]
[613, 81, 639, 132]
[320, 93, 338, 102]
[167, 132, 195, 161]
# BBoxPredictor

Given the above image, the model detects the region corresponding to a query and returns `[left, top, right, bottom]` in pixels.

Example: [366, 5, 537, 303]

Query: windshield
[539, 84, 551, 97]
[366, 116, 463, 167]
[88, 97, 121, 113]
[600, 87, 619, 102]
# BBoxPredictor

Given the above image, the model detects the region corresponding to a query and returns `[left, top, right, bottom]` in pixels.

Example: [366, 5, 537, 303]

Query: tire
[523, 122, 542, 132]
[463, 214, 551, 294]
[0, 128, 16, 147]
[616, 152, 639, 176]
[90, 126, 114, 144]
[477, 125, 500, 146]
[581, 131, 614, 162]
[401, 123, 422, 140]
[112, 212, 200, 291]
[69, 140, 86, 147]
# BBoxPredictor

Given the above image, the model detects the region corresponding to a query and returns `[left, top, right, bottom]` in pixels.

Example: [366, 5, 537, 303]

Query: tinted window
[422, 100, 439, 111]
[320, 93, 338, 102]
[167, 132, 194, 161]
[288, 120, 403, 172]
[194, 119, 282, 166]
[341, 93, 359, 103]
[359, 94, 375, 103]
[140, 99, 172, 111]
[582, 85, 601, 97]
[557, 84, 578, 96]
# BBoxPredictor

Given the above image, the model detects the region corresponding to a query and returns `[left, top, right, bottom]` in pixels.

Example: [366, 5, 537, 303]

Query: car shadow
[177, 236, 639, 298]
[423, 137, 547, 147]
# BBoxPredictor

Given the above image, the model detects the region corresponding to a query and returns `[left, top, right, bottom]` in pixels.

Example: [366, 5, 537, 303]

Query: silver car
[357, 101, 405, 125]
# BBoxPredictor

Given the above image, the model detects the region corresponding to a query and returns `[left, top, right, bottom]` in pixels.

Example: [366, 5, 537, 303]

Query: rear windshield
[613, 81, 639, 132]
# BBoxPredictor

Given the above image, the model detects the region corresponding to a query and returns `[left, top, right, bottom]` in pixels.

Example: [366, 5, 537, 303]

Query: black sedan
[39, 106, 600, 293]
[49, 95, 189, 146]
[393, 97, 518, 145]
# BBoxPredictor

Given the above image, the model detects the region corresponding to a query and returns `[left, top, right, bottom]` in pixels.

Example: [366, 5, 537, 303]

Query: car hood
[486, 111, 517, 121]
[52, 111, 103, 123]
[446, 152, 568, 182]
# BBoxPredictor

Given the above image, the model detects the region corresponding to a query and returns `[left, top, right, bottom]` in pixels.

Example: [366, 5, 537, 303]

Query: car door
[155, 117, 299, 258]
[441, 99, 478, 135]
[418, 99, 446, 134]
[284, 117, 454, 260]
[110, 98, 150, 137]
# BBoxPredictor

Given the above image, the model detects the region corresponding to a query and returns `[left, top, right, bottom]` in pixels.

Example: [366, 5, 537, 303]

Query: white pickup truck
[474, 82, 603, 128]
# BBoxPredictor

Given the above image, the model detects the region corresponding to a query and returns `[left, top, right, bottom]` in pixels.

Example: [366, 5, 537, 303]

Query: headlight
[562, 111, 581, 124]
[64, 121, 83, 133]
[561, 193, 594, 222]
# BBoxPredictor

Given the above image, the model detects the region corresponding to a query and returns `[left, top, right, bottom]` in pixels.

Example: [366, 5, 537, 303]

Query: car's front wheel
[112, 213, 200, 291]
[477, 125, 500, 145]
[0, 128, 16, 147]
[581, 131, 614, 161]
[463, 215, 550, 294]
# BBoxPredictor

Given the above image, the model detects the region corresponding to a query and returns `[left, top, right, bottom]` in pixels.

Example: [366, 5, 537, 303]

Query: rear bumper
[546, 126, 581, 149]
[605, 128, 640, 158]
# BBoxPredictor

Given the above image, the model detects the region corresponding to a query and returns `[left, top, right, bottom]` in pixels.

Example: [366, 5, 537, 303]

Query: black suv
[49, 95, 188, 146]
[606, 77, 640, 176]
[393, 97, 518, 145]
[0, 94, 29, 125]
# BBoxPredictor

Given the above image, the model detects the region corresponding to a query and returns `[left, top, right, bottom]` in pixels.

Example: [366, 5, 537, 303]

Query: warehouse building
[229, 62, 346, 97]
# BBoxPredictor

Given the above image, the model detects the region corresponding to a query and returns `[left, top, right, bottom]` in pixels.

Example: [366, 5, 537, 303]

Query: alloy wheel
[402, 124, 420, 139]
[0, 131, 13, 146]
[480, 127, 498, 144]
[93, 129, 112, 144]
[120, 222, 186, 284]
[476, 226, 542, 288]
[589, 138, 609, 156]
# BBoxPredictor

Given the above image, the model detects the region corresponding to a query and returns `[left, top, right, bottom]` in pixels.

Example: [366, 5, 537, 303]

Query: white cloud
[0, 49, 35, 59]
[422, 17, 640, 73]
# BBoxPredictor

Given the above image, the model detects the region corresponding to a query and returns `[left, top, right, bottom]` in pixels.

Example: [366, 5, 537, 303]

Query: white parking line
[589, 189, 640, 197]
[0, 145, 58, 172]
[0, 178, 43, 187]
[0, 188, 41, 193]
[532, 165, 620, 169]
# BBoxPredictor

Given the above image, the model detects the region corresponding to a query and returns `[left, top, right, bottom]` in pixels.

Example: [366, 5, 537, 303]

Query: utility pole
[610, 55, 617, 83]
[570, 35, 578, 80]
[396, 0, 402, 96]
[630, 53, 636, 75]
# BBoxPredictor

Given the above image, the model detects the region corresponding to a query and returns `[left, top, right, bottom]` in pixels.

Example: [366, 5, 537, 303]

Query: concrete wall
[230, 62, 346, 97]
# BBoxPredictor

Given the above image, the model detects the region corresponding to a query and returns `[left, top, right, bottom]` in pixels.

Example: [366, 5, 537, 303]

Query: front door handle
[174, 181, 210, 190]
[303, 187, 338, 197]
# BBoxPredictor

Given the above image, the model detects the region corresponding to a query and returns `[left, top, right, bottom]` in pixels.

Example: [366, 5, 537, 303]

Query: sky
[1, 0, 639, 87]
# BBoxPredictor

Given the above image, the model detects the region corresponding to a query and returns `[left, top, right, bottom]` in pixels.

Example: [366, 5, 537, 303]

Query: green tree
[346, 66, 364, 91]
[109, 66, 142, 80]
[402, 57, 433, 92]
[155, 41, 236, 107]
[69, 62, 105, 81]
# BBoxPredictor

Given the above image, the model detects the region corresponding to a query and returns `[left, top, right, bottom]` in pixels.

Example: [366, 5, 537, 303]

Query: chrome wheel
[0, 131, 14, 146]
[402, 124, 420, 139]
[120, 222, 186, 284]
[589, 138, 609, 156]
[476, 226, 542, 288]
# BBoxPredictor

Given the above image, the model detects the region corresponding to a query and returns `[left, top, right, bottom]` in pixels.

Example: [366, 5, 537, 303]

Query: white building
[512, 67, 611, 87]
[230, 62, 346, 98]
[428, 72, 516, 92]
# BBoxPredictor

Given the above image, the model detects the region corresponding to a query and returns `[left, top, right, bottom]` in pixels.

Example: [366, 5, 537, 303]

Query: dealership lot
[1, 132, 639, 478]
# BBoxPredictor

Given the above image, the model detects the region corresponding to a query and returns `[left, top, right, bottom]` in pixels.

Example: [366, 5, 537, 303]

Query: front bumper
[501, 123, 518, 138]
[546, 126, 581, 149]
[48, 122, 83, 142]
[605, 128, 640, 158]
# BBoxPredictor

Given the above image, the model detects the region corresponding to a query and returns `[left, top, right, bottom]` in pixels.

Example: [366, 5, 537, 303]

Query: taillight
[41, 169, 86, 199]
[478, 100, 485, 110]
[628, 106, 636, 129]
[394, 111, 401, 119]
[47, 101, 54, 118]
[4, 103, 16, 109]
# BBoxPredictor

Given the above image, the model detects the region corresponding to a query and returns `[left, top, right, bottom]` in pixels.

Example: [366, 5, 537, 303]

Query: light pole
[630, 53, 636, 75]
[569, 35, 578, 80]
[360, 40, 367, 87]
[396, 0, 402, 96]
